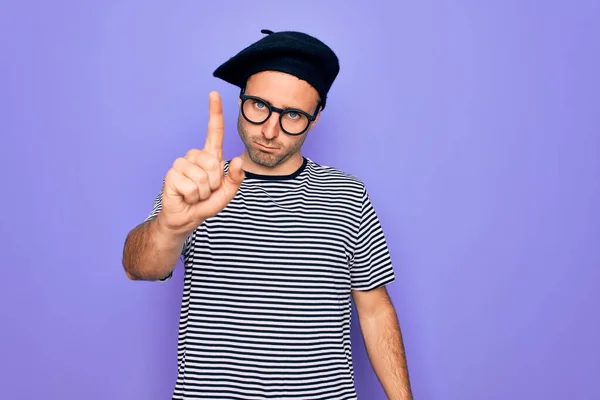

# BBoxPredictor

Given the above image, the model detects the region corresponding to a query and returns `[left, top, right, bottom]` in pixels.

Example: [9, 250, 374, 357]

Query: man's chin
[248, 149, 282, 168]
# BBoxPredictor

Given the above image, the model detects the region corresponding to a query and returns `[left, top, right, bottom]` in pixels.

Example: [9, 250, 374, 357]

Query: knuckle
[185, 148, 200, 159]
[165, 168, 180, 186]
[188, 150, 206, 166]
[196, 170, 208, 183]
[182, 182, 197, 197]
[172, 157, 186, 170]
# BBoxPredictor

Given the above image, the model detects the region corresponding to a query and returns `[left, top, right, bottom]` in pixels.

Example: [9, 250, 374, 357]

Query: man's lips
[256, 143, 279, 151]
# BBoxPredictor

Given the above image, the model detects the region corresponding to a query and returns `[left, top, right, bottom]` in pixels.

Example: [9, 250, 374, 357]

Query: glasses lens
[242, 98, 270, 124]
[281, 111, 310, 135]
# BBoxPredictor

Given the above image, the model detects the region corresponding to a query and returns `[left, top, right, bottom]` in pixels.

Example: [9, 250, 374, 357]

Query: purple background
[1, 1, 599, 399]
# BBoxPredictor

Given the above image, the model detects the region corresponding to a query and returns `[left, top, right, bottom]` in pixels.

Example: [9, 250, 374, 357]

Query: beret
[213, 29, 340, 110]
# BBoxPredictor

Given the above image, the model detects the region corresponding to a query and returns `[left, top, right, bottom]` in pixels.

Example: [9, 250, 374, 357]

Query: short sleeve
[144, 187, 192, 281]
[350, 186, 396, 291]
[145, 188, 165, 222]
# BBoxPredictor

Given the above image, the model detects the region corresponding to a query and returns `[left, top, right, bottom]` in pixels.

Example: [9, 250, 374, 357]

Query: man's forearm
[359, 305, 413, 400]
[122, 216, 186, 280]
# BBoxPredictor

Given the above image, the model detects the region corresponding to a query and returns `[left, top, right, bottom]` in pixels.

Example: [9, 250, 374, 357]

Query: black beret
[213, 29, 340, 110]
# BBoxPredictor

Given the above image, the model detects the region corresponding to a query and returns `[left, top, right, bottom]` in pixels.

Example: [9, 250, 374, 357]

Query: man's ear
[308, 112, 321, 132]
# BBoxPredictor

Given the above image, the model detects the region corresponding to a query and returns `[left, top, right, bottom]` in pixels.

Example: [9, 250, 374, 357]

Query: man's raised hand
[158, 91, 245, 238]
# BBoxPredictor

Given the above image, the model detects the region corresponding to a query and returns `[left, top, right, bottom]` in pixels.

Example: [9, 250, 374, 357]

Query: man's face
[237, 70, 321, 168]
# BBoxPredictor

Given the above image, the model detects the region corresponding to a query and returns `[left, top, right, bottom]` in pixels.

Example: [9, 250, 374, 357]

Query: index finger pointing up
[204, 91, 224, 160]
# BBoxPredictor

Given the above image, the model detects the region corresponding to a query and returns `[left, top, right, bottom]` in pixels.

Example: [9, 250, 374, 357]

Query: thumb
[223, 156, 245, 187]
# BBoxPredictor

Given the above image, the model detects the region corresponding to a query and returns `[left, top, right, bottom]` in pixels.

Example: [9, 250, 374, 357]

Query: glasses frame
[239, 89, 321, 136]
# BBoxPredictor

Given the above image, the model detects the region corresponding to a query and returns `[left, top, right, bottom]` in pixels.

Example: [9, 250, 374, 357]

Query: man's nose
[261, 112, 280, 140]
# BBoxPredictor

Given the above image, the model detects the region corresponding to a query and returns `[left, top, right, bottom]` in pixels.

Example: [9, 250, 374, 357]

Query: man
[122, 29, 413, 400]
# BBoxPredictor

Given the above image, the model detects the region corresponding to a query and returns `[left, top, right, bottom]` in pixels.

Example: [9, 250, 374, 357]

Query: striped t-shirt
[146, 157, 395, 400]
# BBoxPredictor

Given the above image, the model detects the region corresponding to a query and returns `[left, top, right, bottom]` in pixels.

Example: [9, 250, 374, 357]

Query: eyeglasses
[239, 90, 321, 136]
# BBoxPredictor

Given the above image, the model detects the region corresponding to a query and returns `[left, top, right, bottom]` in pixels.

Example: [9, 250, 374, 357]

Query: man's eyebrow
[268, 99, 303, 111]
[249, 93, 306, 111]
[267, 99, 296, 109]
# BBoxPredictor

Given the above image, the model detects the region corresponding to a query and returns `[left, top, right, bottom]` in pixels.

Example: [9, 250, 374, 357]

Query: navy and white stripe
[146, 157, 395, 399]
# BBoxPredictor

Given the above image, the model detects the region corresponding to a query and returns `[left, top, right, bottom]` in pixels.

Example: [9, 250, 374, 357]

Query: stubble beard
[237, 115, 306, 168]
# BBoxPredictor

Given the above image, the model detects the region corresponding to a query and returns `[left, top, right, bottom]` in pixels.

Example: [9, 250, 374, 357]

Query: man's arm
[353, 286, 413, 400]
[122, 214, 187, 281]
